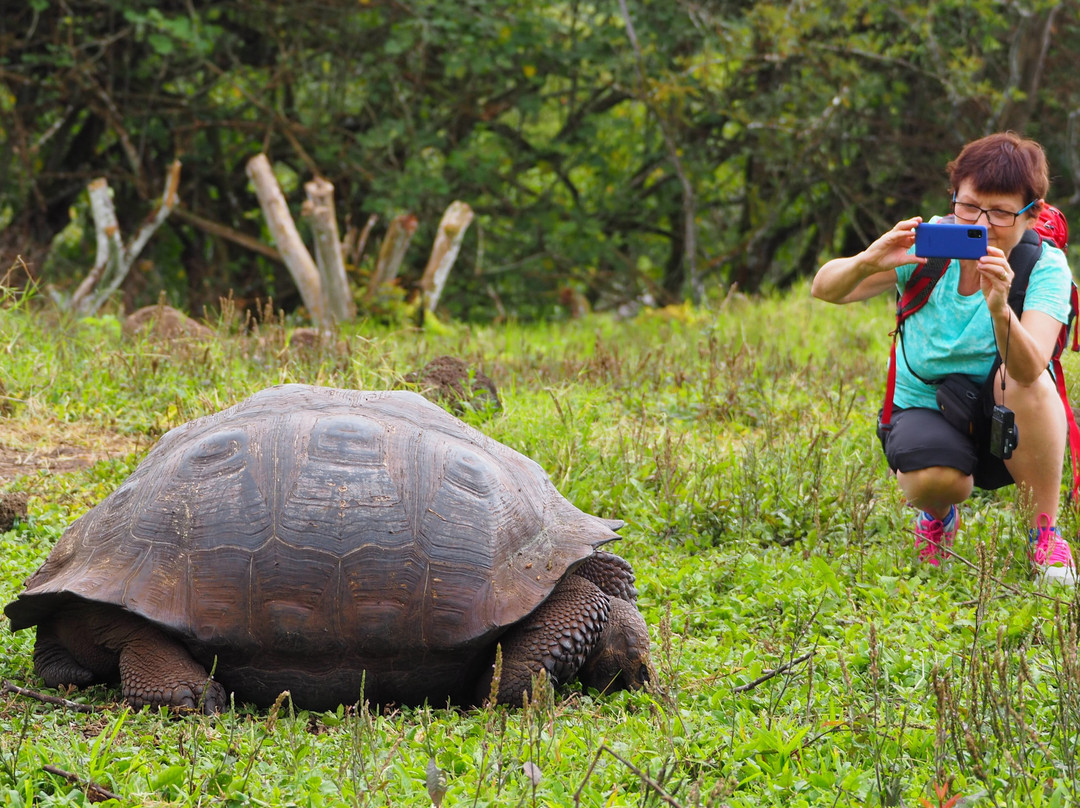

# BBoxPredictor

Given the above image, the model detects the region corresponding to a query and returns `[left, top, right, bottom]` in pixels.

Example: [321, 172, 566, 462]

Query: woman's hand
[811, 216, 924, 304]
[976, 246, 1013, 315]
[861, 217, 924, 273]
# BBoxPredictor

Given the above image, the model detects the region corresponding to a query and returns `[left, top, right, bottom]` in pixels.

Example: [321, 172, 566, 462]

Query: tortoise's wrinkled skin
[5, 385, 651, 712]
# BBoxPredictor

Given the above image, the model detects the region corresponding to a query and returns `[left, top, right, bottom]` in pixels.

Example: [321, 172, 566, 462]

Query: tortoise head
[577, 598, 652, 694]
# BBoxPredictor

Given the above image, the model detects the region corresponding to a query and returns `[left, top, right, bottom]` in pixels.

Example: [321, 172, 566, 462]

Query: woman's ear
[1026, 199, 1045, 228]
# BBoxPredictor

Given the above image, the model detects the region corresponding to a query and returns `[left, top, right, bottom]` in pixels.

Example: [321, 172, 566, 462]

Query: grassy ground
[2, 283, 1080, 807]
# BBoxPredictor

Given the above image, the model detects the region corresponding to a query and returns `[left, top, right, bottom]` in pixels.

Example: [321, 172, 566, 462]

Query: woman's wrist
[853, 251, 884, 279]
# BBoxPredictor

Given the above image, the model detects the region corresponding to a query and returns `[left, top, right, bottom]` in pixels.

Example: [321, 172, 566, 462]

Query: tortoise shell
[6, 384, 621, 707]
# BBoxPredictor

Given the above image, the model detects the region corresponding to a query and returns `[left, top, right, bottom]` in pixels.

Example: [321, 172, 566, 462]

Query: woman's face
[952, 179, 1038, 259]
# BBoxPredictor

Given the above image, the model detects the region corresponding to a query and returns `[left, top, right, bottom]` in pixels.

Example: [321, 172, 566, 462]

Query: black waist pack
[935, 374, 983, 436]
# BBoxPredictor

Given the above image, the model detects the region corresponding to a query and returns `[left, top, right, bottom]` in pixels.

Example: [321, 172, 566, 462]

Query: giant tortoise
[4, 384, 651, 712]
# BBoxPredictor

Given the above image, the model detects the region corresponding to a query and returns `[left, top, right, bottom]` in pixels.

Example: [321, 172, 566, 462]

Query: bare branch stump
[365, 213, 418, 303]
[69, 160, 181, 316]
[420, 201, 474, 313]
[303, 177, 355, 323]
[246, 154, 330, 330]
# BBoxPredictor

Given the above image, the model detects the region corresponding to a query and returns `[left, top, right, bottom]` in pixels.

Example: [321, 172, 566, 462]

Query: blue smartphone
[915, 222, 988, 259]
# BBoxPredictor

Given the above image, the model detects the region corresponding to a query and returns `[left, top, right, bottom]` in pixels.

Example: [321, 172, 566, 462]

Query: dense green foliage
[3, 1, 1079, 320]
[3, 282, 1080, 805]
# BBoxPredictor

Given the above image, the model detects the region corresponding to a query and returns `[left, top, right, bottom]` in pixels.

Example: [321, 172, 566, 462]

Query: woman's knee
[897, 465, 974, 504]
[996, 366, 1059, 410]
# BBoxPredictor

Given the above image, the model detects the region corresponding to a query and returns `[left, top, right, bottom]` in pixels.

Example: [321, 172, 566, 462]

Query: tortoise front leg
[572, 550, 638, 603]
[485, 575, 610, 706]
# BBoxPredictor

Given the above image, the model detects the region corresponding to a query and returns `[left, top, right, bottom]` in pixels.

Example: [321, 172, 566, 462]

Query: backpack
[879, 203, 1080, 498]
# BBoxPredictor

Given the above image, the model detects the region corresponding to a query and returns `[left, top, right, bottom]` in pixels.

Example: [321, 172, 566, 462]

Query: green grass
[2, 282, 1080, 806]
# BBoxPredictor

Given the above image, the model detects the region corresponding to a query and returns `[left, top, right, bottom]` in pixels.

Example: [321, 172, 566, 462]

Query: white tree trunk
[70, 179, 122, 312]
[70, 160, 181, 316]
[365, 213, 418, 303]
[302, 177, 355, 322]
[420, 201, 474, 313]
[246, 153, 330, 330]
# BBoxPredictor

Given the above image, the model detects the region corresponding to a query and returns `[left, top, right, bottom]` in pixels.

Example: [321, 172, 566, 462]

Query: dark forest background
[2, 0, 1078, 321]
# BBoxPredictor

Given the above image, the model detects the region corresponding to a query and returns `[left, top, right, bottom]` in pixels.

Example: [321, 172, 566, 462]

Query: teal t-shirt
[893, 238, 1073, 410]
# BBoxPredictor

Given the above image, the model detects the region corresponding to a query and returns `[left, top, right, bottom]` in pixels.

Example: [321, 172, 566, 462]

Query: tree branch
[574, 744, 683, 808]
[1, 679, 101, 713]
[733, 651, 814, 693]
[43, 764, 121, 803]
[171, 207, 283, 261]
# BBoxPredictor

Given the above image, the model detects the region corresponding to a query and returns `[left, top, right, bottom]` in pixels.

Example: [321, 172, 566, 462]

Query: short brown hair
[947, 132, 1049, 215]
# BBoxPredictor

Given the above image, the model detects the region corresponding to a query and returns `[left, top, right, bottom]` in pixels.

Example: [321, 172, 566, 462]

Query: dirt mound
[0, 491, 28, 532]
[124, 304, 214, 341]
[403, 355, 501, 416]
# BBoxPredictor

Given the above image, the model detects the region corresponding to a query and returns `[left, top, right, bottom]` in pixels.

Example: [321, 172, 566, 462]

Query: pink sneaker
[913, 507, 957, 567]
[1030, 514, 1077, 585]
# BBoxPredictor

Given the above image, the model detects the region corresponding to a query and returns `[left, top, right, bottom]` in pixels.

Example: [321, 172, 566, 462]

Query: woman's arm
[979, 247, 1065, 385]
[988, 303, 1064, 386]
[812, 216, 923, 304]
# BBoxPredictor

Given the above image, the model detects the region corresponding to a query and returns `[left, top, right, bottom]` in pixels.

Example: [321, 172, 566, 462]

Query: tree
[2, 1, 1077, 319]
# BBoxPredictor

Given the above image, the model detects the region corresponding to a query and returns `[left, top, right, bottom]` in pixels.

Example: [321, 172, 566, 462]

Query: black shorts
[877, 382, 1013, 491]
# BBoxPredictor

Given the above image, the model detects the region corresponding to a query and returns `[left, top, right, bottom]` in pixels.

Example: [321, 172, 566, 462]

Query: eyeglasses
[951, 195, 1037, 227]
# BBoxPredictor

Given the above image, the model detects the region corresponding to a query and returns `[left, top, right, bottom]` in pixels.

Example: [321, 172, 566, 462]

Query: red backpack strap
[1050, 356, 1080, 501]
[881, 339, 900, 428]
[880, 257, 949, 430]
[1059, 282, 1080, 501]
[896, 257, 949, 321]
[1070, 283, 1079, 352]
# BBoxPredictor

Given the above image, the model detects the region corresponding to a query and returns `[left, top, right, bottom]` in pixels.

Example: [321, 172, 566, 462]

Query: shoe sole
[1036, 565, 1078, 586]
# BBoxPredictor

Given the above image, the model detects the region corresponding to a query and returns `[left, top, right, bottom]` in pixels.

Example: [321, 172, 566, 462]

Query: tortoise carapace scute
[5, 384, 650, 711]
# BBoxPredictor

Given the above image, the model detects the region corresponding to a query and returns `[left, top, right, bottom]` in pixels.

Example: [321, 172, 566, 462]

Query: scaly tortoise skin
[4, 385, 651, 712]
